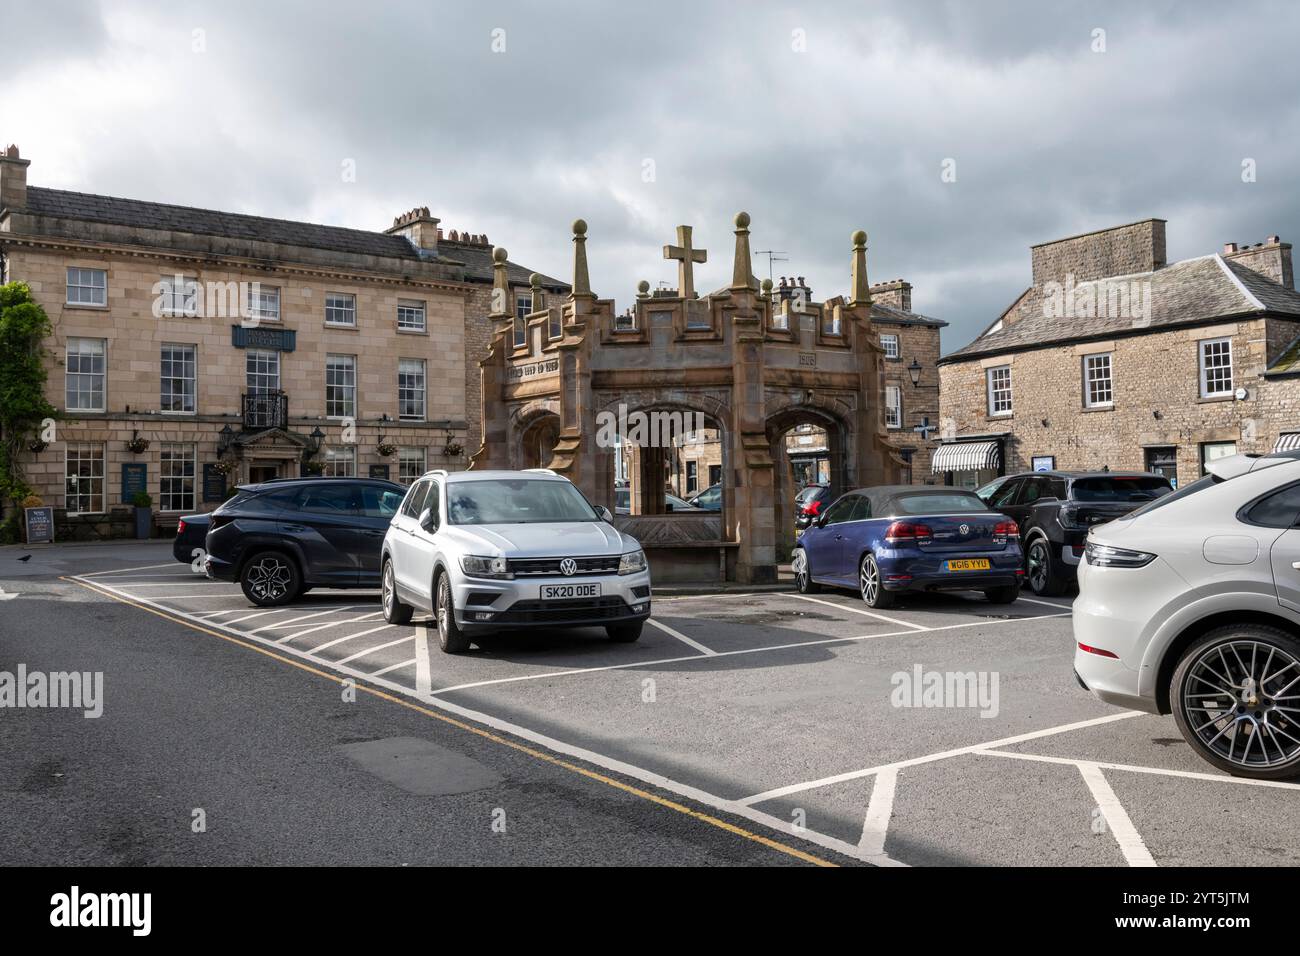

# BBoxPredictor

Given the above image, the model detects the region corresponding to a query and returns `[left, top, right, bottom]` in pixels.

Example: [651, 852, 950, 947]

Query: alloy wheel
[860, 556, 879, 604]
[1182, 639, 1300, 771]
[1027, 540, 1049, 593]
[437, 577, 450, 637]
[381, 562, 394, 618]
[246, 556, 291, 602]
[792, 549, 809, 590]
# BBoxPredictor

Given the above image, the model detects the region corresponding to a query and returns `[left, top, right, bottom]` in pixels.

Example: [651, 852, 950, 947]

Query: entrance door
[249, 462, 279, 484]
[1144, 446, 1178, 489]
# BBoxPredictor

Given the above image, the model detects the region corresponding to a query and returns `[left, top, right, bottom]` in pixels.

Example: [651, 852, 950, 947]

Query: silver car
[380, 469, 651, 653]
[1075, 449, 1300, 779]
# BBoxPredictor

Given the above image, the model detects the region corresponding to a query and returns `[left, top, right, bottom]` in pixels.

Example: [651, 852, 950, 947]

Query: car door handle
[282, 524, 307, 533]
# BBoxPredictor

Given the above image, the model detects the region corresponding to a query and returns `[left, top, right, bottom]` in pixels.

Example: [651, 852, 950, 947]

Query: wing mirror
[816, 513, 829, 528]
[596, 505, 614, 523]
[418, 507, 438, 532]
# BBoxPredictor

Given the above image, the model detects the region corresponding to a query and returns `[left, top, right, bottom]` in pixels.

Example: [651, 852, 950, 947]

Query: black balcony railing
[242, 391, 288, 430]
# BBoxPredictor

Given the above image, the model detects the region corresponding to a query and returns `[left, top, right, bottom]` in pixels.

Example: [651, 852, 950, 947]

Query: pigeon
[17, 555, 31, 562]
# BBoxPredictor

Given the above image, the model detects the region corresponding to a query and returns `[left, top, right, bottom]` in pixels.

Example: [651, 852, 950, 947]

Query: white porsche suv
[1075, 449, 1300, 779]
[380, 469, 651, 653]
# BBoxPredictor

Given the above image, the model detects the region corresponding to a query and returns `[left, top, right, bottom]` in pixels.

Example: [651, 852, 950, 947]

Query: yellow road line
[65, 576, 836, 868]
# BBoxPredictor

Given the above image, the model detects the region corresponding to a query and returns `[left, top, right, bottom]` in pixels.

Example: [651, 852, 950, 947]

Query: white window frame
[65, 337, 106, 412]
[881, 333, 900, 359]
[245, 348, 281, 394]
[399, 446, 427, 485]
[65, 442, 106, 515]
[1083, 352, 1113, 409]
[325, 292, 357, 327]
[1199, 337, 1233, 398]
[66, 267, 107, 306]
[158, 273, 199, 317]
[885, 384, 902, 429]
[246, 285, 281, 323]
[323, 445, 357, 478]
[397, 299, 426, 332]
[325, 353, 356, 419]
[986, 365, 1013, 417]
[398, 358, 426, 421]
[159, 442, 196, 512]
[161, 343, 197, 414]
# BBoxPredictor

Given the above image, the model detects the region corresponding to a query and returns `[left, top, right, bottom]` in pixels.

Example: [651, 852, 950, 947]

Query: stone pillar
[552, 219, 600, 500]
[844, 229, 902, 488]
[469, 246, 515, 470]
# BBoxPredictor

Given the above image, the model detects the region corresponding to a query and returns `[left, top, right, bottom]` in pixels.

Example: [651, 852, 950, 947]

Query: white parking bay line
[976, 747, 1300, 791]
[82, 562, 186, 577]
[1076, 761, 1157, 867]
[277, 614, 383, 644]
[309, 624, 395, 654]
[250, 607, 365, 633]
[370, 657, 417, 677]
[414, 625, 433, 695]
[225, 608, 290, 625]
[737, 710, 1144, 806]
[647, 618, 716, 656]
[334, 634, 415, 666]
[784, 593, 929, 630]
[857, 767, 905, 866]
[1015, 595, 1074, 610]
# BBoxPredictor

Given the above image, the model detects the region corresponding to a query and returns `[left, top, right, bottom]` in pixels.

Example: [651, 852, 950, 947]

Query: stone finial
[730, 211, 758, 292]
[490, 246, 511, 318]
[849, 229, 871, 307]
[571, 219, 593, 298]
[530, 272, 544, 312]
[637, 280, 651, 299]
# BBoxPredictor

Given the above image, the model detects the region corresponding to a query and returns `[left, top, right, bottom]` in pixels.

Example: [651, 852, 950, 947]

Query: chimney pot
[1224, 242, 1238, 254]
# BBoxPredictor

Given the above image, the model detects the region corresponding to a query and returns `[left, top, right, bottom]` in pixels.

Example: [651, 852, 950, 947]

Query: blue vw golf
[792, 485, 1024, 607]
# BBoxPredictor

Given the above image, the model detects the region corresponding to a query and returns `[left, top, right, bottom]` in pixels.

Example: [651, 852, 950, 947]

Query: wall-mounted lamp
[907, 358, 939, 389]
[1041, 418, 1050, 428]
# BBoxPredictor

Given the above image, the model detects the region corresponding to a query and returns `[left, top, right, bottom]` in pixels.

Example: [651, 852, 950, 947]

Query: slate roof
[438, 238, 568, 291]
[870, 300, 947, 328]
[942, 254, 1300, 363]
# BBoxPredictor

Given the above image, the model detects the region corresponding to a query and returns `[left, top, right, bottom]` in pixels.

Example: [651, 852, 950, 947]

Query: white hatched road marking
[786, 593, 929, 630]
[370, 657, 417, 677]
[335, 634, 416, 666]
[1014, 594, 1074, 610]
[278, 614, 384, 645]
[976, 747, 1300, 791]
[415, 625, 433, 695]
[738, 711, 1144, 806]
[857, 767, 903, 865]
[309, 624, 395, 655]
[250, 606, 367, 634]
[1076, 761, 1157, 867]
[646, 618, 716, 656]
[224, 609, 288, 625]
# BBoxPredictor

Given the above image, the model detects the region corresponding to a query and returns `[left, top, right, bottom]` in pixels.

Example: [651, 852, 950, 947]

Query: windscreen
[446, 479, 598, 525]
[1071, 476, 1170, 503]
[894, 492, 988, 515]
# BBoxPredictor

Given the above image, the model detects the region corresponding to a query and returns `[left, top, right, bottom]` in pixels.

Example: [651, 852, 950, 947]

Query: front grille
[493, 596, 636, 624]
[506, 555, 621, 577]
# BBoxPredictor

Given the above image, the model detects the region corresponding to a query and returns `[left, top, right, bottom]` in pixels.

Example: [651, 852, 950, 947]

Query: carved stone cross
[663, 225, 707, 300]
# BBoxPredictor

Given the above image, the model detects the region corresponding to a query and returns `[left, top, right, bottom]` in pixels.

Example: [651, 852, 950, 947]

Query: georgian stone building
[937, 219, 1300, 488]
[0, 145, 562, 537]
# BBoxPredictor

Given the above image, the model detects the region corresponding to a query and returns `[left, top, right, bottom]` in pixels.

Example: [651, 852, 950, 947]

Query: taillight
[805, 500, 822, 516]
[176, 519, 187, 536]
[884, 520, 932, 545]
[993, 519, 1018, 544]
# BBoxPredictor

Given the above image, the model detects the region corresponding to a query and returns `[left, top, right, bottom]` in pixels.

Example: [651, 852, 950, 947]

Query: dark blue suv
[205, 477, 407, 606]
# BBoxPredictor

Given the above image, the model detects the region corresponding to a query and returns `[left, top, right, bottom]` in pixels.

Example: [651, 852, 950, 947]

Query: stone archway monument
[472, 213, 902, 583]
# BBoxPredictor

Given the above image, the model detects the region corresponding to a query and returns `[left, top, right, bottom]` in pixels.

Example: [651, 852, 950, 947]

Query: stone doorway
[248, 462, 280, 484]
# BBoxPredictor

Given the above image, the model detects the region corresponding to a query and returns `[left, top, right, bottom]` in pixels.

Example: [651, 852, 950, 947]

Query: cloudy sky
[6, 0, 1299, 350]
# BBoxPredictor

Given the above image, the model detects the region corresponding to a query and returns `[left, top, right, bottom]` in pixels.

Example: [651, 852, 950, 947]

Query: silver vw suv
[380, 469, 651, 653]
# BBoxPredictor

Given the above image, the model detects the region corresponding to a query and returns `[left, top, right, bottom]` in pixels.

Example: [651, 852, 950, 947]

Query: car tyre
[606, 622, 643, 643]
[1171, 624, 1300, 780]
[240, 550, 301, 607]
[381, 558, 413, 626]
[435, 572, 471, 654]
[984, 584, 1020, 604]
[859, 553, 895, 609]
[792, 547, 821, 594]
[1025, 536, 1067, 597]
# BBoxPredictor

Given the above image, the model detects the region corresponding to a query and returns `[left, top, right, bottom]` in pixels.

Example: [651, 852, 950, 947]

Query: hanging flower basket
[213, 456, 239, 476]
[376, 441, 398, 458]
[443, 439, 464, 458]
[126, 436, 150, 454]
[27, 439, 48, 454]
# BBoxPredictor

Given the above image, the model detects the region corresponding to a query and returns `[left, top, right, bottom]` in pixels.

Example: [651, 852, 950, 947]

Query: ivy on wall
[0, 282, 57, 540]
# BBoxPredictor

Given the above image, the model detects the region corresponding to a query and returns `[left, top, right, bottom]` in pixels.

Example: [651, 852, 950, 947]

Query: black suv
[976, 470, 1172, 596]
[205, 477, 407, 606]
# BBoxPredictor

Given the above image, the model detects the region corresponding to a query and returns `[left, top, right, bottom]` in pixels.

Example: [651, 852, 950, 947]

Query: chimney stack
[0, 144, 30, 212]
[385, 206, 439, 255]
[1224, 235, 1294, 290]
[870, 279, 913, 312]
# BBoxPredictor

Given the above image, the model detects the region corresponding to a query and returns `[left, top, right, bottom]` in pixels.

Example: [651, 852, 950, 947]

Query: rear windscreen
[895, 493, 987, 515]
[1071, 477, 1170, 503]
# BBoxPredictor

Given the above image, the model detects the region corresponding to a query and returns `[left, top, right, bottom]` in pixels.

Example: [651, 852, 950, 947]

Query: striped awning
[1275, 433, 1300, 453]
[931, 440, 1002, 474]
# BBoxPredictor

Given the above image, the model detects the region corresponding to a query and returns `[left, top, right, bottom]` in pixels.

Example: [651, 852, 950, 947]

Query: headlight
[460, 555, 511, 579]
[1084, 541, 1155, 568]
[618, 550, 647, 575]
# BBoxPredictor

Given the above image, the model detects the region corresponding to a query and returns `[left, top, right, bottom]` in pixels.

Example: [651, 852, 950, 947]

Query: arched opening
[519, 412, 561, 470]
[613, 405, 727, 519]
[766, 406, 850, 560]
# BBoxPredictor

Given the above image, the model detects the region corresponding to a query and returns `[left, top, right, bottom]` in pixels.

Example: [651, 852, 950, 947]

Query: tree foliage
[0, 281, 57, 507]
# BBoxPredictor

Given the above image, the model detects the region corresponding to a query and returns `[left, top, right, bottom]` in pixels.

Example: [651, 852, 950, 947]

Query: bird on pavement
[17, 554, 31, 562]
